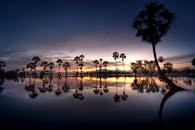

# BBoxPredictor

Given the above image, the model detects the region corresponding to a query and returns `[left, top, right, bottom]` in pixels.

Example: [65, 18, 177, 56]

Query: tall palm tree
[32, 56, 40, 76]
[74, 56, 80, 75]
[192, 58, 195, 67]
[99, 59, 103, 76]
[79, 55, 85, 77]
[48, 62, 55, 76]
[120, 53, 126, 75]
[40, 61, 48, 72]
[113, 52, 119, 74]
[132, 2, 178, 87]
[27, 62, 36, 76]
[56, 59, 63, 75]
[93, 60, 99, 76]
[0, 61, 6, 72]
[103, 61, 108, 77]
[63, 61, 71, 77]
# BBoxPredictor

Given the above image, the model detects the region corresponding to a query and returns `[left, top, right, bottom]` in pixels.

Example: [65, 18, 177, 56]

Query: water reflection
[20, 76, 195, 101]
[0, 76, 195, 128]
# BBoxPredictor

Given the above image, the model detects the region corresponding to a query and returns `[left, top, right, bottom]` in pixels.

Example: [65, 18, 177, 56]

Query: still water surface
[0, 76, 195, 129]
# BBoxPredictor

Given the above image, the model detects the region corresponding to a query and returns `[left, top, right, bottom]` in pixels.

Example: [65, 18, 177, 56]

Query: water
[0, 76, 195, 129]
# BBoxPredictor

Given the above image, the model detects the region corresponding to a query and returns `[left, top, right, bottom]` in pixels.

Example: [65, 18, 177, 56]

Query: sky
[0, 0, 195, 70]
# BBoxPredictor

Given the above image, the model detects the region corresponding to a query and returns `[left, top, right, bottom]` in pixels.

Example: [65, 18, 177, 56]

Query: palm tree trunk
[65, 69, 67, 78]
[123, 61, 125, 76]
[152, 44, 179, 88]
[59, 65, 60, 74]
[77, 64, 78, 76]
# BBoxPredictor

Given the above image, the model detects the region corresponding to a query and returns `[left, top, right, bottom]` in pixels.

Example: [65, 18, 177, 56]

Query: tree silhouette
[63, 61, 71, 77]
[192, 58, 195, 67]
[74, 56, 80, 75]
[56, 59, 63, 76]
[27, 62, 36, 77]
[48, 62, 55, 77]
[132, 1, 179, 88]
[120, 53, 126, 76]
[93, 60, 99, 75]
[164, 62, 173, 73]
[113, 52, 119, 74]
[0, 61, 6, 72]
[130, 62, 138, 78]
[32, 56, 40, 76]
[40, 61, 48, 73]
[103, 61, 108, 77]
[79, 55, 85, 77]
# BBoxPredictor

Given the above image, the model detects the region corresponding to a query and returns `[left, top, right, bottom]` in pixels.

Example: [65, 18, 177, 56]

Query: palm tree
[103, 61, 108, 77]
[99, 59, 103, 76]
[79, 55, 85, 77]
[113, 52, 119, 74]
[56, 59, 63, 75]
[63, 61, 71, 77]
[0, 61, 6, 72]
[93, 60, 99, 76]
[192, 58, 195, 67]
[48, 62, 55, 76]
[74, 56, 80, 75]
[132, 1, 178, 88]
[27, 62, 36, 76]
[120, 53, 126, 75]
[32, 56, 40, 76]
[130, 62, 138, 78]
[40, 61, 48, 72]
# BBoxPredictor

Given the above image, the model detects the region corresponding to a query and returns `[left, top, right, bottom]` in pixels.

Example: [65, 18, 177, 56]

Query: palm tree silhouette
[56, 59, 63, 76]
[74, 56, 80, 76]
[48, 62, 55, 77]
[63, 61, 71, 77]
[113, 52, 119, 74]
[130, 62, 138, 78]
[27, 62, 36, 77]
[192, 58, 195, 67]
[40, 61, 48, 74]
[93, 60, 99, 76]
[120, 53, 126, 76]
[32, 56, 40, 76]
[132, 1, 178, 88]
[103, 61, 108, 78]
[79, 55, 85, 77]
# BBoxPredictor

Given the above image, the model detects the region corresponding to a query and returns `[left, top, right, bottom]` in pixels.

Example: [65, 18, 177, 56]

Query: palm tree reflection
[114, 76, 120, 103]
[121, 77, 128, 101]
[62, 68, 70, 93]
[158, 86, 185, 126]
[73, 76, 84, 100]
[131, 78, 159, 93]
[55, 76, 62, 96]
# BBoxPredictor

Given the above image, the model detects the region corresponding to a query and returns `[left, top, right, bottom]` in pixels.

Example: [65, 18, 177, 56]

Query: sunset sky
[0, 0, 195, 70]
